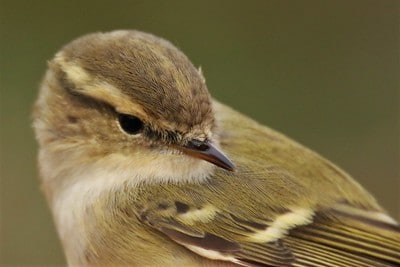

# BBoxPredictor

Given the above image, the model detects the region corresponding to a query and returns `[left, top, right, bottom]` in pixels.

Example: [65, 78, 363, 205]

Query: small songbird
[33, 30, 399, 267]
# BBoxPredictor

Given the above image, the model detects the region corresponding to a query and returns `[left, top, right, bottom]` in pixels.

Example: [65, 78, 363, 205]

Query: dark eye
[118, 114, 144, 135]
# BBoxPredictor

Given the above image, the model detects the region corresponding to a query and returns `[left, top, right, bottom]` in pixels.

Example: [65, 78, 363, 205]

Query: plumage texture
[33, 30, 400, 267]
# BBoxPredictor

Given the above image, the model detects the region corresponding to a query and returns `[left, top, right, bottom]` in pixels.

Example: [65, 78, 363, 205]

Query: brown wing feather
[139, 202, 400, 267]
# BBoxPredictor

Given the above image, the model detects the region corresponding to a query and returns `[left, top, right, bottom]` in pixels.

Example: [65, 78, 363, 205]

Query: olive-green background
[1, 0, 399, 266]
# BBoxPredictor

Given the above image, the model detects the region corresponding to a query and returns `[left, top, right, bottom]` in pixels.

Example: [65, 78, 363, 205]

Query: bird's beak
[179, 140, 235, 171]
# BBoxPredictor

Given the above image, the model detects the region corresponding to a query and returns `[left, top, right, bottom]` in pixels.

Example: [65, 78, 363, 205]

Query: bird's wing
[138, 197, 400, 267]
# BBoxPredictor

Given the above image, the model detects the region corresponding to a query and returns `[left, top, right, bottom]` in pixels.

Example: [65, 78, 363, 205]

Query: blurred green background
[1, 0, 399, 266]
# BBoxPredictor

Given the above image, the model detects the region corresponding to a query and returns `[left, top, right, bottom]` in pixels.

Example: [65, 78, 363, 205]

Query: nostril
[188, 140, 210, 151]
[197, 143, 209, 151]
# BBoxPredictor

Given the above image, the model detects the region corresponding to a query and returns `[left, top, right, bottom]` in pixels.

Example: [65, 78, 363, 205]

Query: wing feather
[286, 236, 395, 267]
[138, 200, 400, 266]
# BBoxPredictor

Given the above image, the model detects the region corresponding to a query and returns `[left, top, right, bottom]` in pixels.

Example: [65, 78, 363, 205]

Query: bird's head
[33, 30, 234, 195]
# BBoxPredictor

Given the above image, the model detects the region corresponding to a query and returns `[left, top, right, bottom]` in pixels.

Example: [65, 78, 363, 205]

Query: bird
[32, 30, 400, 267]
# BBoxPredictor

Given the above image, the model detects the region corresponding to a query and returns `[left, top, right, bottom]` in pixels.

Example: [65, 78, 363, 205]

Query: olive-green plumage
[33, 30, 400, 267]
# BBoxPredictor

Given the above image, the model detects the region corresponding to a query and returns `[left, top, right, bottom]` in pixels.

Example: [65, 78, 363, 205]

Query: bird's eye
[118, 114, 144, 135]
